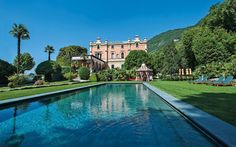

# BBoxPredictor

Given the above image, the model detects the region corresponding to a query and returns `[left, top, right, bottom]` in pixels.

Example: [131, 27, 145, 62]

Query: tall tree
[161, 42, 180, 77]
[9, 24, 30, 74]
[0, 59, 16, 84]
[192, 27, 231, 65]
[178, 28, 197, 69]
[56, 45, 87, 66]
[124, 50, 151, 69]
[199, 0, 236, 32]
[44, 45, 55, 61]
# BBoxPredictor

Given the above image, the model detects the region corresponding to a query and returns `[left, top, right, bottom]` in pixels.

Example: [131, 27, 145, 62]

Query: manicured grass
[0, 80, 74, 91]
[0, 81, 139, 100]
[149, 80, 236, 126]
[0, 82, 98, 100]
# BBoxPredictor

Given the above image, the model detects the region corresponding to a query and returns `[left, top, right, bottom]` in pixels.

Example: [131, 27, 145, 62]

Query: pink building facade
[90, 35, 147, 69]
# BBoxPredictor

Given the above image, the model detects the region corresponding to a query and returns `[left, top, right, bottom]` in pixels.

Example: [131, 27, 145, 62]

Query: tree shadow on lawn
[179, 92, 236, 126]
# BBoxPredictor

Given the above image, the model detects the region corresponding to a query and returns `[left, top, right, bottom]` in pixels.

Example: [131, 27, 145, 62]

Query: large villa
[72, 35, 148, 73]
[90, 35, 147, 69]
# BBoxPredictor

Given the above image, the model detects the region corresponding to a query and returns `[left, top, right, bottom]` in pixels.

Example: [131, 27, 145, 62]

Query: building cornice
[89, 36, 147, 46]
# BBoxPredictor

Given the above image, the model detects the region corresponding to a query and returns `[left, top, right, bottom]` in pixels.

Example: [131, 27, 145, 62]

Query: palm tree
[44, 45, 55, 61]
[10, 24, 30, 74]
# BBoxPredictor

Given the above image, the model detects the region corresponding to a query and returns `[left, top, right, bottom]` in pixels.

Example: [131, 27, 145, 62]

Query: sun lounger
[208, 76, 224, 85]
[193, 75, 208, 84]
[214, 75, 234, 86]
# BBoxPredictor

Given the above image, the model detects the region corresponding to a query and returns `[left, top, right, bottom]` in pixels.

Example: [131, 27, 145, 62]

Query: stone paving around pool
[143, 82, 236, 147]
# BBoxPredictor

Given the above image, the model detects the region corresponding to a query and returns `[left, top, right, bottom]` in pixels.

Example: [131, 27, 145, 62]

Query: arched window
[121, 44, 124, 49]
[111, 52, 115, 59]
[135, 43, 139, 48]
[97, 45, 100, 49]
[121, 52, 124, 59]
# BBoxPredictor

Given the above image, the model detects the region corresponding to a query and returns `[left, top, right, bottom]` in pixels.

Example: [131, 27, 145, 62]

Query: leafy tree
[192, 27, 231, 65]
[178, 28, 197, 69]
[227, 55, 236, 76]
[35, 61, 62, 81]
[13, 53, 35, 73]
[200, 0, 236, 32]
[56, 45, 87, 66]
[44, 45, 55, 61]
[9, 24, 30, 74]
[124, 50, 151, 69]
[149, 48, 165, 74]
[0, 59, 16, 84]
[161, 42, 180, 77]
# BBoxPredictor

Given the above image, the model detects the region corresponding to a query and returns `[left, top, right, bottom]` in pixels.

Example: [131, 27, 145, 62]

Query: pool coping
[143, 82, 236, 147]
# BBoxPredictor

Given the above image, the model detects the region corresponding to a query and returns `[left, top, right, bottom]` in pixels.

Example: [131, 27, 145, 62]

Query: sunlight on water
[0, 84, 216, 147]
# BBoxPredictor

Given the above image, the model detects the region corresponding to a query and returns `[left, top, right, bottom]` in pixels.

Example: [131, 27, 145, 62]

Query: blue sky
[0, 0, 222, 67]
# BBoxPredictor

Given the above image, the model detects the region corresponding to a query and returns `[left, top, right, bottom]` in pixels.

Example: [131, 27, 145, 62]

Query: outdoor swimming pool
[0, 84, 218, 146]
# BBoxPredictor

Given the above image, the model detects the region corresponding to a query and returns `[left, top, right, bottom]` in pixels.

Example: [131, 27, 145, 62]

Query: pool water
[0, 84, 217, 146]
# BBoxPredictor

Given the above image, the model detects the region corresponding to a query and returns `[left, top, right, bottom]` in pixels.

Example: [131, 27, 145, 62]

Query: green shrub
[97, 71, 108, 81]
[126, 69, 136, 78]
[8, 74, 28, 88]
[63, 72, 77, 80]
[96, 69, 135, 81]
[61, 66, 71, 74]
[193, 61, 236, 78]
[8, 82, 14, 88]
[0, 59, 16, 84]
[97, 69, 112, 81]
[78, 67, 90, 80]
[35, 61, 62, 82]
[112, 69, 128, 81]
[89, 73, 98, 82]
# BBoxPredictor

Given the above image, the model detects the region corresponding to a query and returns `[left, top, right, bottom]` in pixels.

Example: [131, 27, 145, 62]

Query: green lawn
[0, 81, 140, 101]
[0, 82, 98, 100]
[0, 80, 76, 91]
[149, 80, 236, 126]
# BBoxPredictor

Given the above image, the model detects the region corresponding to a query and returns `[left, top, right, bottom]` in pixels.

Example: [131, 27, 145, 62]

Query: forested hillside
[147, 28, 188, 52]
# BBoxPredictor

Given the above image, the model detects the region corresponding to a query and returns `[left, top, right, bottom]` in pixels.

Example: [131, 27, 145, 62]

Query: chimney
[127, 38, 131, 43]
[144, 37, 147, 42]
[96, 37, 101, 44]
[134, 35, 140, 42]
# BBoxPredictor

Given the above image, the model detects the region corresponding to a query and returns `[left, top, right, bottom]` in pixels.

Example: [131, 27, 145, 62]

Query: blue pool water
[0, 84, 217, 146]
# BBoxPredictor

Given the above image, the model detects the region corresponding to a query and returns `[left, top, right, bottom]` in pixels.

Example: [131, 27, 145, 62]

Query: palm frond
[9, 23, 30, 39]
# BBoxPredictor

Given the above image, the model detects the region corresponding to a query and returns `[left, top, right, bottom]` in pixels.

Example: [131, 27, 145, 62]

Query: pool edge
[143, 82, 236, 147]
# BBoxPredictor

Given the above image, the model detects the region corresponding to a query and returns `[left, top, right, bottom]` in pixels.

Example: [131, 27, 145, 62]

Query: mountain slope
[147, 28, 188, 52]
